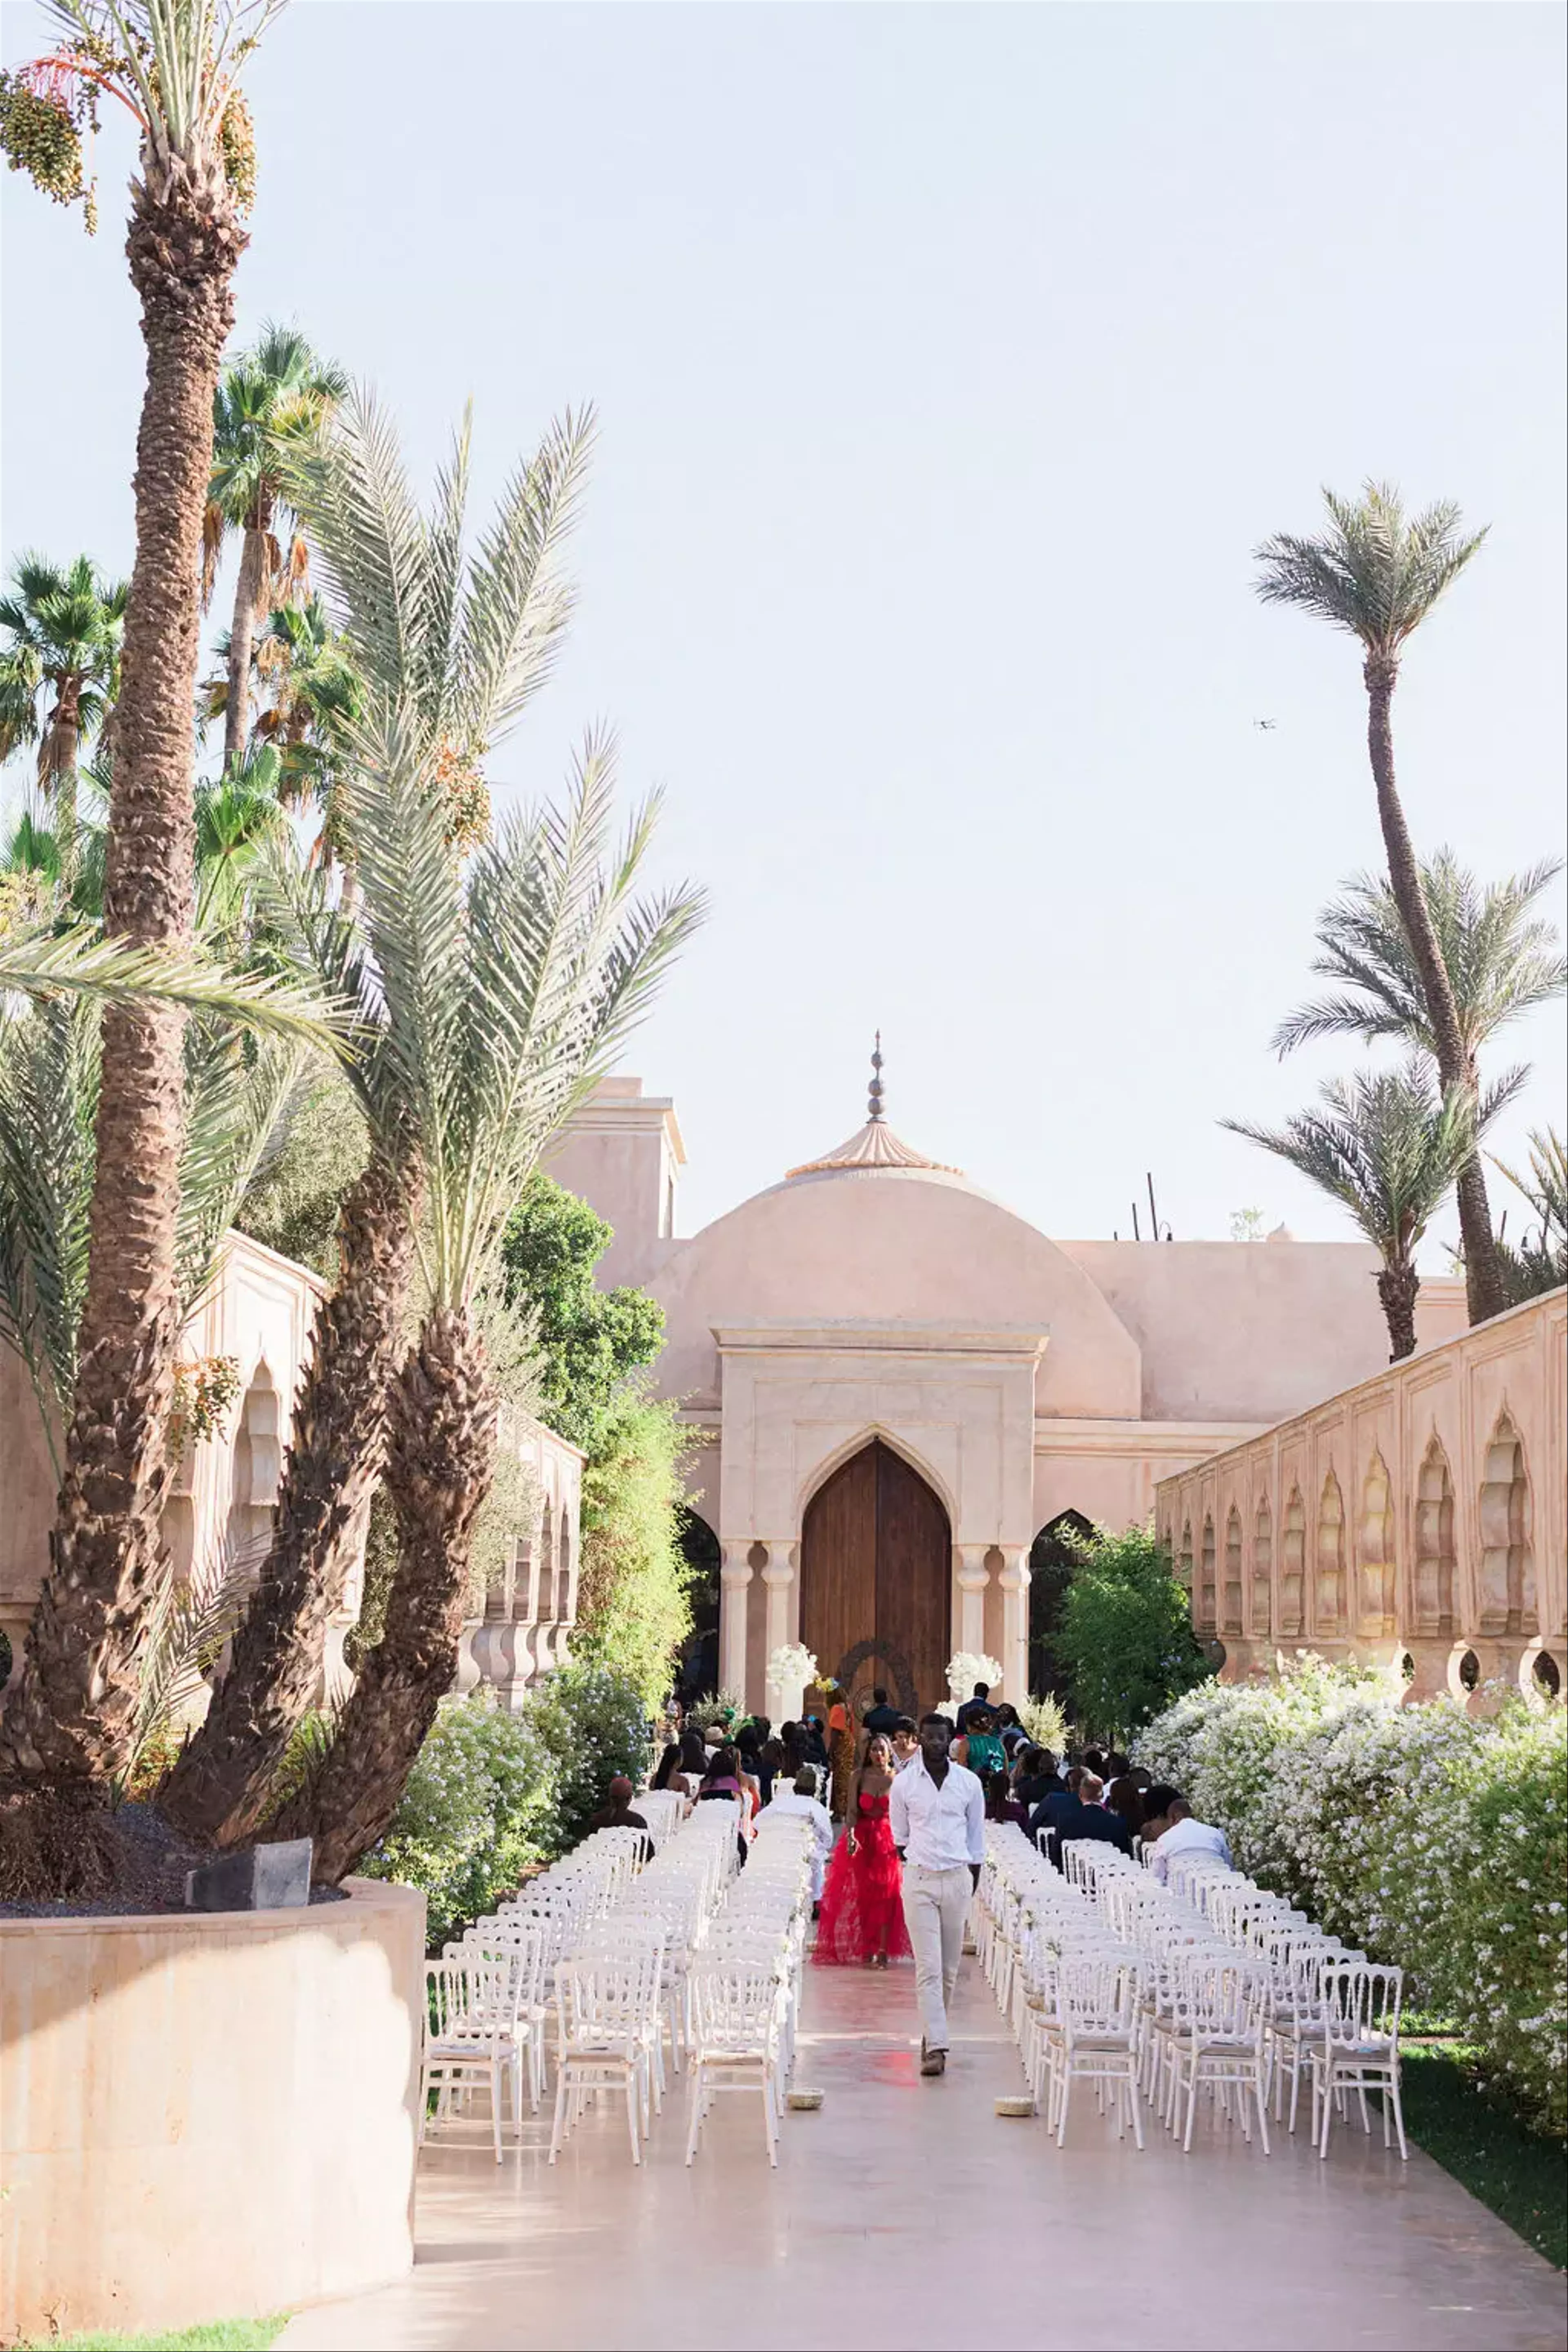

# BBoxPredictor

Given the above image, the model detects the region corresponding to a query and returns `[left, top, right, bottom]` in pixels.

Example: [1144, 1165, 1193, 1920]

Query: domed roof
[784, 1037, 961, 1181]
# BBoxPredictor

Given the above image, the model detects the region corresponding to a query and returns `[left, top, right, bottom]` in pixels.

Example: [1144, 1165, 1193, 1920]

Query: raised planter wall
[0, 1876, 425, 2343]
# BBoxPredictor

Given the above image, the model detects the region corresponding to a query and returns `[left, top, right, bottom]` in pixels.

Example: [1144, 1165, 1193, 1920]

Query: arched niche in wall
[1197, 1515, 1216, 1633]
[1222, 1506, 1244, 1635]
[1279, 1487, 1305, 1639]
[225, 1359, 281, 1567]
[1358, 1451, 1395, 1637]
[1252, 1494, 1273, 1640]
[1414, 1438, 1456, 1637]
[1478, 1412, 1536, 1637]
[1315, 1471, 1345, 1639]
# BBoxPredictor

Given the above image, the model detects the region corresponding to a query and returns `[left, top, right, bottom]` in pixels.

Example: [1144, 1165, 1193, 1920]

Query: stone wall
[1155, 1288, 1567, 1703]
[462, 1412, 586, 1705]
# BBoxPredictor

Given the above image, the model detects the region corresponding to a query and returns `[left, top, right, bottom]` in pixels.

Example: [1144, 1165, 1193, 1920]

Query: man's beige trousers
[900, 1862, 971, 2051]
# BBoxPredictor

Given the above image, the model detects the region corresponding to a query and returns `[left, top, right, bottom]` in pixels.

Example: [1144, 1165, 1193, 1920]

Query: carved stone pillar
[956, 1545, 990, 1663]
[761, 1544, 796, 1713]
[997, 1547, 1031, 1704]
[719, 1542, 754, 1699]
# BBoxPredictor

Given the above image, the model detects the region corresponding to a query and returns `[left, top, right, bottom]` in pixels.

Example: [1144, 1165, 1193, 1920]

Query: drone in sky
[1253, 718, 1277, 732]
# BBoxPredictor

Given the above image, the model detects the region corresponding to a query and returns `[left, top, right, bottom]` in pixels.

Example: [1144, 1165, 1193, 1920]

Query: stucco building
[543, 1057, 1470, 1717]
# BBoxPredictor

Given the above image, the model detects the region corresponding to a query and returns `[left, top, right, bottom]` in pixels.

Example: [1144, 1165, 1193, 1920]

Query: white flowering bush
[767, 1643, 818, 1695]
[526, 1662, 652, 1850]
[359, 1690, 558, 1950]
[1134, 1659, 1567, 2135]
[947, 1651, 1002, 1699]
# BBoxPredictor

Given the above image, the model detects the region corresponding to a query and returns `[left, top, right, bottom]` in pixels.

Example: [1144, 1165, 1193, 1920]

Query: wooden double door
[800, 1441, 950, 1717]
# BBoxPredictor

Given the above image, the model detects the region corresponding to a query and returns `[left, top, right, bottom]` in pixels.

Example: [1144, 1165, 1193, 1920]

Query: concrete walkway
[282, 1955, 1566, 2352]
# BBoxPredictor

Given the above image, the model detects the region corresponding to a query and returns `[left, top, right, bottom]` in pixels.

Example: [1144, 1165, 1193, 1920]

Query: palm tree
[194, 746, 290, 938]
[0, 0, 285, 1816]
[205, 595, 362, 868]
[273, 735, 701, 1882]
[204, 325, 347, 773]
[1274, 851, 1566, 1075]
[1491, 1128, 1567, 1306]
[0, 552, 127, 866]
[1254, 483, 1506, 1324]
[1223, 1062, 1499, 1360]
[161, 389, 602, 1846]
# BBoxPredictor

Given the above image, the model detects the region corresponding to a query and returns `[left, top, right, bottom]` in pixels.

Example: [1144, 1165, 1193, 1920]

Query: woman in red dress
[813, 1735, 913, 1967]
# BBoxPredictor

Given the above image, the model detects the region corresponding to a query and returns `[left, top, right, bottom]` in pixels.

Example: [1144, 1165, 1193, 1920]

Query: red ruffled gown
[813, 1791, 913, 1964]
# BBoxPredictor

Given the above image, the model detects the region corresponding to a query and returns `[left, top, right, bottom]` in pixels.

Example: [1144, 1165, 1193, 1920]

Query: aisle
[281, 1954, 1564, 2352]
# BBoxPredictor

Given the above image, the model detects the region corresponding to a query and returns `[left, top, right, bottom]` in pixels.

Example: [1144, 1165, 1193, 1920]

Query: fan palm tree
[0, 0, 290, 1815]
[1254, 483, 1505, 1325]
[1223, 1061, 1501, 1360]
[272, 734, 701, 1881]
[204, 325, 348, 772]
[194, 744, 290, 938]
[162, 388, 603, 1845]
[205, 595, 362, 869]
[0, 552, 127, 866]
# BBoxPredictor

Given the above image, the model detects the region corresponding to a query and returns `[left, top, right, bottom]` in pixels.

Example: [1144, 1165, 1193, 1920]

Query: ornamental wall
[1154, 1287, 1567, 1705]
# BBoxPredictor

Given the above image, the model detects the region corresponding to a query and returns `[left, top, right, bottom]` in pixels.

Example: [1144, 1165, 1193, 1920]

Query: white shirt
[762, 1788, 834, 1858]
[888, 1756, 986, 1871]
[1148, 1817, 1232, 1884]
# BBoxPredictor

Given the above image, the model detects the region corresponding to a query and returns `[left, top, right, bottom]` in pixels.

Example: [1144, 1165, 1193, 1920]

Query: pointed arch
[1315, 1470, 1345, 1637]
[1358, 1450, 1395, 1637]
[1478, 1411, 1536, 1636]
[1252, 1493, 1273, 1640]
[1222, 1505, 1244, 1635]
[1414, 1436, 1455, 1637]
[1198, 1513, 1217, 1632]
[797, 1420, 957, 1528]
[1279, 1485, 1305, 1639]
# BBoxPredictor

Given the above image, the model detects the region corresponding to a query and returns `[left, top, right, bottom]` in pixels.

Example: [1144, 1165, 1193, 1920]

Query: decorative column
[997, 1547, 1031, 1704]
[956, 1545, 990, 1662]
[761, 1544, 796, 1715]
[719, 1541, 754, 1700]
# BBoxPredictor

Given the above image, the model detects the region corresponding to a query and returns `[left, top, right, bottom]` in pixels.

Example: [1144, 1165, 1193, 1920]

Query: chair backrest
[1321, 1959, 1402, 2049]
[1056, 1953, 1140, 2035]
[689, 1958, 780, 2051]
[556, 1947, 663, 2047]
[1172, 1951, 1270, 2042]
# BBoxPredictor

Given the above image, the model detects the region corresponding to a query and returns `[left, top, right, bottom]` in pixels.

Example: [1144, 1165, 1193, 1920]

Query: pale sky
[3, 1, 1564, 1258]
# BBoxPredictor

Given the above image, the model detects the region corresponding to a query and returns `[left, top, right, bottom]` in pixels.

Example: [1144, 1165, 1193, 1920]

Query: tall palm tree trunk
[159, 1146, 422, 1845]
[1376, 1260, 1421, 1363]
[0, 168, 244, 1802]
[1364, 657, 1505, 1326]
[275, 1305, 496, 1884]
[223, 505, 270, 773]
[45, 677, 82, 882]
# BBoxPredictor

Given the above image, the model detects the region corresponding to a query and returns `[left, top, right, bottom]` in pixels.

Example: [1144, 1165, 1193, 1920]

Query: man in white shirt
[762, 1770, 835, 1903]
[1145, 1792, 1232, 1885]
[888, 1712, 986, 2076]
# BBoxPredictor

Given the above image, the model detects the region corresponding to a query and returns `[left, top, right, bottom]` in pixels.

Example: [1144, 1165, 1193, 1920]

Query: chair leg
[627, 2073, 641, 2165]
[1056, 2063, 1073, 2149]
[685, 2066, 704, 2165]
[1183, 2064, 1200, 2154]
[1254, 2068, 1271, 2156]
[491, 2061, 503, 2164]
[1127, 2069, 1145, 2151]
[548, 2067, 570, 2164]
[1389, 2071, 1408, 2161]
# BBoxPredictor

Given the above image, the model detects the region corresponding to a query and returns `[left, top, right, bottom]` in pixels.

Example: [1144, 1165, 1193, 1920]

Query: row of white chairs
[977, 1827, 1407, 2160]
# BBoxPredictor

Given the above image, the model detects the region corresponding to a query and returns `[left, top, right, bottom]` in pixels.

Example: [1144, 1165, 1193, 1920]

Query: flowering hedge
[1134, 1658, 1567, 2136]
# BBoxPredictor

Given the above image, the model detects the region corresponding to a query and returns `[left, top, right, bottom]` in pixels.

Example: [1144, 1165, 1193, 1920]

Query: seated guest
[1104, 1773, 1146, 1842]
[984, 1768, 1029, 1829]
[1145, 1791, 1232, 1883]
[1027, 1771, 1085, 1853]
[800, 1716, 831, 1769]
[1013, 1746, 1064, 1812]
[1101, 1751, 1131, 1797]
[993, 1703, 1027, 1755]
[588, 1775, 652, 1860]
[757, 1736, 787, 1805]
[1045, 1772, 1134, 1867]
[1080, 1747, 1107, 1782]
[763, 1768, 836, 1904]
[862, 1686, 902, 1736]
[955, 1706, 1005, 1778]
[650, 1740, 685, 1793]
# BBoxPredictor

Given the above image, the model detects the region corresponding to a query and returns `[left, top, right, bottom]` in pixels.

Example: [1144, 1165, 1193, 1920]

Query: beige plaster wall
[0, 1879, 425, 2343]
[541, 1076, 684, 1292]
[1060, 1236, 1468, 1423]
[464, 1412, 586, 1702]
[1155, 1287, 1567, 1703]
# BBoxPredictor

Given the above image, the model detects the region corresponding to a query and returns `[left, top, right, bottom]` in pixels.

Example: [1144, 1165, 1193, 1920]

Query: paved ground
[282, 1953, 1567, 2352]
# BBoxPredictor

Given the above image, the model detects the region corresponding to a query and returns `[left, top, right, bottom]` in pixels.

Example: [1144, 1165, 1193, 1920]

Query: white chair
[1310, 1960, 1406, 2159]
[1160, 1953, 1272, 2154]
[685, 1956, 783, 2167]
[419, 1953, 516, 2164]
[549, 1945, 664, 2166]
[1045, 1955, 1145, 2149]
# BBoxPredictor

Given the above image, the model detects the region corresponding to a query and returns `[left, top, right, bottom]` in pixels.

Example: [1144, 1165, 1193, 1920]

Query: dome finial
[868, 1030, 884, 1124]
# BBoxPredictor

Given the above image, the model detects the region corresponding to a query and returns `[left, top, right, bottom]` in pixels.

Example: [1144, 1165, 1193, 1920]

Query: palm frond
[0, 922, 349, 1051]
[1255, 482, 1488, 656]
[453, 405, 594, 749]
[125, 1530, 271, 1791]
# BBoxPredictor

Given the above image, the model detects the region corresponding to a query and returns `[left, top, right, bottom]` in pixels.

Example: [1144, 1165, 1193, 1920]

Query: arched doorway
[1029, 1510, 1093, 1699]
[800, 1441, 949, 1715]
[675, 1510, 721, 1701]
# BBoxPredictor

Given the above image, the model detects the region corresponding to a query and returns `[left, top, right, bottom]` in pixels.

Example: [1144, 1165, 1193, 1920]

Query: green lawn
[1395, 2044, 1566, 2270]
[20, 2319, 287, 2351]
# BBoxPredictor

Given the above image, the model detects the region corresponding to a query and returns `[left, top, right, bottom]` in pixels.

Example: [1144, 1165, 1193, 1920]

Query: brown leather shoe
[920, 2045, 947, 2077]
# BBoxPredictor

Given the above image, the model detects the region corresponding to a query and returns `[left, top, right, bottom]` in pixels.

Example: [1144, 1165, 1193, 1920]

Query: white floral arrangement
[766, 1642, 819, 1693]
[945, 1650, 1003, 1701]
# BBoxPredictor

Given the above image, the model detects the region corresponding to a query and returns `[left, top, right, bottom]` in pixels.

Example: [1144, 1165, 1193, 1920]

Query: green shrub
[523, 1661, 651, 1851]
[1134, 1661, 1568, 2135]
[358, 1691, 558, 1950]
[572, 1388, 698, 1711]
[1051, 1524, 1212, 1743]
